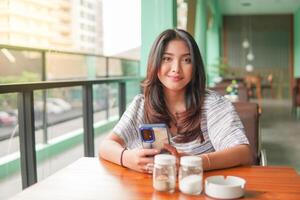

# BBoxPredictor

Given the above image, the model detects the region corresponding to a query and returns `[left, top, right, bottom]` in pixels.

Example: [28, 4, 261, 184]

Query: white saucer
[205, 175, 246, 199]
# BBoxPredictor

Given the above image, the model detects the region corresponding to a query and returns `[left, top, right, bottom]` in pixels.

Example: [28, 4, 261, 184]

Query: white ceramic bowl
[205, 175, 246, 199]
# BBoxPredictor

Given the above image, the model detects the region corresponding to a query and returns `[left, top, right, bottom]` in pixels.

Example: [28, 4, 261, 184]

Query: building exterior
[71, 0, 103, 54]
[0, 0, 103, 54]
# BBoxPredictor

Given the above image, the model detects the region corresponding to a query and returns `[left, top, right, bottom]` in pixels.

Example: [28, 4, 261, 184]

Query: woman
[99, 29, 252, 173]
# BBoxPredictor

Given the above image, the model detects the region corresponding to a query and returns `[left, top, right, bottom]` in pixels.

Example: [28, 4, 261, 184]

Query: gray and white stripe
[113, 90, 248, 155]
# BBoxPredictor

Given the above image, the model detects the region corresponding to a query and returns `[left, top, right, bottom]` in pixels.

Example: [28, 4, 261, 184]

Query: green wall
[295, 8, 300, 77]
[194, 0, 221, 86]
[141, 0, 222, 86]
[141, 0, 177, 77]
[194, 0, 207, 66]
[206, 0, 221, 86]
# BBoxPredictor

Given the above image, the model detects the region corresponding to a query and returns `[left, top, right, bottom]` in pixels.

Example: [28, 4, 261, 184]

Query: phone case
[139, 123, 170, 150]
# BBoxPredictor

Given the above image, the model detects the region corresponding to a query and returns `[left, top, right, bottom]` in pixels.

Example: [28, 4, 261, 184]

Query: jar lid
[180, 156, 202, 167]
[154, 154, 176, 165]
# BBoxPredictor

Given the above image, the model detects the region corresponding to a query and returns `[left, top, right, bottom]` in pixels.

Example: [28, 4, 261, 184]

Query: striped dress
[113, 90, 249, 155]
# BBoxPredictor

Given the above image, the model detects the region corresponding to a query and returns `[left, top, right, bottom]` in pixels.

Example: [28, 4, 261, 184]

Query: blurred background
[0, 0, 300, 199]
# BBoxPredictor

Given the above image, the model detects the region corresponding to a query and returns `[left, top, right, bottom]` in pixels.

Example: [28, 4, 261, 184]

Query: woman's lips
[168, 75, 182, 81]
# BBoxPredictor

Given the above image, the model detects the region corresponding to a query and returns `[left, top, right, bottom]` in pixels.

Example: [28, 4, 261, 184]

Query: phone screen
[139, 124, 170, 150]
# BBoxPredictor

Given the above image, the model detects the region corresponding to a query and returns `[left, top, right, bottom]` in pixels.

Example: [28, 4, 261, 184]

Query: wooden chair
[244, 75, 262, 99]
[210, 81, 249, 102]
[261, 74, 275, 98]
[244, 74, 262, 113]
[233, 102, 267, 165]
[292, 78, 300, 118]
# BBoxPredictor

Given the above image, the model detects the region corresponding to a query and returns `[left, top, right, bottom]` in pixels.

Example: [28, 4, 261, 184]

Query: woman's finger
[143, 163, 154, 174]
[139, 148, 160, 157]
[163, 143, 179, 156]
[140, 157, 154, 164]
[163, 144, 180, 168]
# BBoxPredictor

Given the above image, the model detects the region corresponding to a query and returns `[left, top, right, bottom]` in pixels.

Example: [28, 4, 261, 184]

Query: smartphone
[139, 123, 170, 151]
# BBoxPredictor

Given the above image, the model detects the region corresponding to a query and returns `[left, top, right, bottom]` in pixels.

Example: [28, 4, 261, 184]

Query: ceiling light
[240, 0, 252, 7]
[247, 51, 255, 61]
[245, 64, 253, 72]
[242, 39, 250, 48]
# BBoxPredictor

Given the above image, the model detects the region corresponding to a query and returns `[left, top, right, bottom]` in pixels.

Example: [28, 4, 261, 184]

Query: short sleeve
[206, 92, 249, 151]
[112, 94, 144, 149]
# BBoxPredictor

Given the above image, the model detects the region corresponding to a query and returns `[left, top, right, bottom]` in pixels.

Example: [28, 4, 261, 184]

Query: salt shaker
[179, 156, 203, 195]
[153, 154, 176, 193]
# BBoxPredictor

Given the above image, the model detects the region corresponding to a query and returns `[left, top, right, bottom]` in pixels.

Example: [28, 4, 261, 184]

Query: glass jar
[153, 154, 176, 193]
[179, 156, 203, 195]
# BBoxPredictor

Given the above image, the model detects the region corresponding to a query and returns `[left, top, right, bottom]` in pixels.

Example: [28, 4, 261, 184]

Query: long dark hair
[142, 29, 206, 143]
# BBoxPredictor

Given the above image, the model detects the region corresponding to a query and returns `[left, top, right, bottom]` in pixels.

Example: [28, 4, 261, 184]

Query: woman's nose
[171, 60, 180, 72]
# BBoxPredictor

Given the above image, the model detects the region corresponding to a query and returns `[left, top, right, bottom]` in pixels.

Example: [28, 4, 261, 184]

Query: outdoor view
[0, 0, 141, 199]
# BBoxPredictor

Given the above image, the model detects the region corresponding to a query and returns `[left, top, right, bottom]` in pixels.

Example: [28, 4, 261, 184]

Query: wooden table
[10, 157, 300, 200]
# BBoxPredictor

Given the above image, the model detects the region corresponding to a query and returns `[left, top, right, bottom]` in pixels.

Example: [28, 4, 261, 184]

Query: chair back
[293, 78, 300, 107]
[209, 85, 249, 102]
[233, 102, 260, 165]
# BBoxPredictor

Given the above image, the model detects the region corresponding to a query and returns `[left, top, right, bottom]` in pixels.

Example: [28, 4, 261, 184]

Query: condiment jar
[179, 156, 203, 195]
[153, 154, 176, 193]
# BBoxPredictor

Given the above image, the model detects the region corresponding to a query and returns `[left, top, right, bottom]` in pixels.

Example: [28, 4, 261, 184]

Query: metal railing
[0, 77, 143, 189]
[0, 43, 140, 139]
[0, 44, 141, 80]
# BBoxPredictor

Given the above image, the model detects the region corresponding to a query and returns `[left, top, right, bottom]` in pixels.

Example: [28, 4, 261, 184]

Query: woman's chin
[163, 86, 186, 92]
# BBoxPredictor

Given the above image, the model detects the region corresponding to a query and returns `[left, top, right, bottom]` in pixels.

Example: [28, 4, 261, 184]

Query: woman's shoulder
[127, 94, 144, 110]
[204, 89, 231, 107]
[204, 89, 225, 101]
[132, 94, 144, 104]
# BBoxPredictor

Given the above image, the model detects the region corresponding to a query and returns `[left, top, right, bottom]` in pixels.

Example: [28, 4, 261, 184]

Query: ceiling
[218, 0, 300, 15]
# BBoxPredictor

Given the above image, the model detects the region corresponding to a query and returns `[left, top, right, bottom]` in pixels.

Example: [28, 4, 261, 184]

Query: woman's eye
[162, 57, 171, 62]
[183, 57, 191, 63]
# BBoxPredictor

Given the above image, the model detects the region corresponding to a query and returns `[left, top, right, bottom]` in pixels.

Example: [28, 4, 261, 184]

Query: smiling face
[157, 39, 193, 94]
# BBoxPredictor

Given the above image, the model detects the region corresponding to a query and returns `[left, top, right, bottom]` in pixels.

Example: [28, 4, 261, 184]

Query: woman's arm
[164, 144, 252, 171]
[200, 144, 252, 171]
[98, 132, 160, 173]
[200, 94, 252, 170]
[98, 132, 126, 165]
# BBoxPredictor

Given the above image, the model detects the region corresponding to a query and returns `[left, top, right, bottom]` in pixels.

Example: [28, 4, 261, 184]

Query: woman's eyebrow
[163, 52, 190, 56]
[163, 52, 173, 55]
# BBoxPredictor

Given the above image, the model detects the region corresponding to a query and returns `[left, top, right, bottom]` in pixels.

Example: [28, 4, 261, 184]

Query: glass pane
[93, 83, 110, 156]
[0, 93, 22, 199]
[93, 84, 109, 121]
[122, 59, 139, 76]
[108, 83, 119, 119]
[108, 58, 139, 77]
[46, 53, 88, 80]
[126, 81, 141, 105]
[34, 87, 84, 181]
[108, 58, 123, 76]
[95, 56, 107, 77]
[46, 53, 108, 80]
[0, 49, 42, 83]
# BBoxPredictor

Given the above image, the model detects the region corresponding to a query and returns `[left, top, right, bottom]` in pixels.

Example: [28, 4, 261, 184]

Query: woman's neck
[164, 89, 186, 114]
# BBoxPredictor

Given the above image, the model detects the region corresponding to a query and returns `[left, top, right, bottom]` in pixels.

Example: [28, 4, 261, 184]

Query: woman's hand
[123, 148, 160, 174]
[163, 144, 181, 168]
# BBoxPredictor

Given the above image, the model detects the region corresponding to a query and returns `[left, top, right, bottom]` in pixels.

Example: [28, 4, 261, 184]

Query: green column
[194, 0, 207, 66]
[141, 0, 177, 77]
[206, 0, 221, 86]
[194, 0, 222, 86]
[294, 8, 300, 77]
